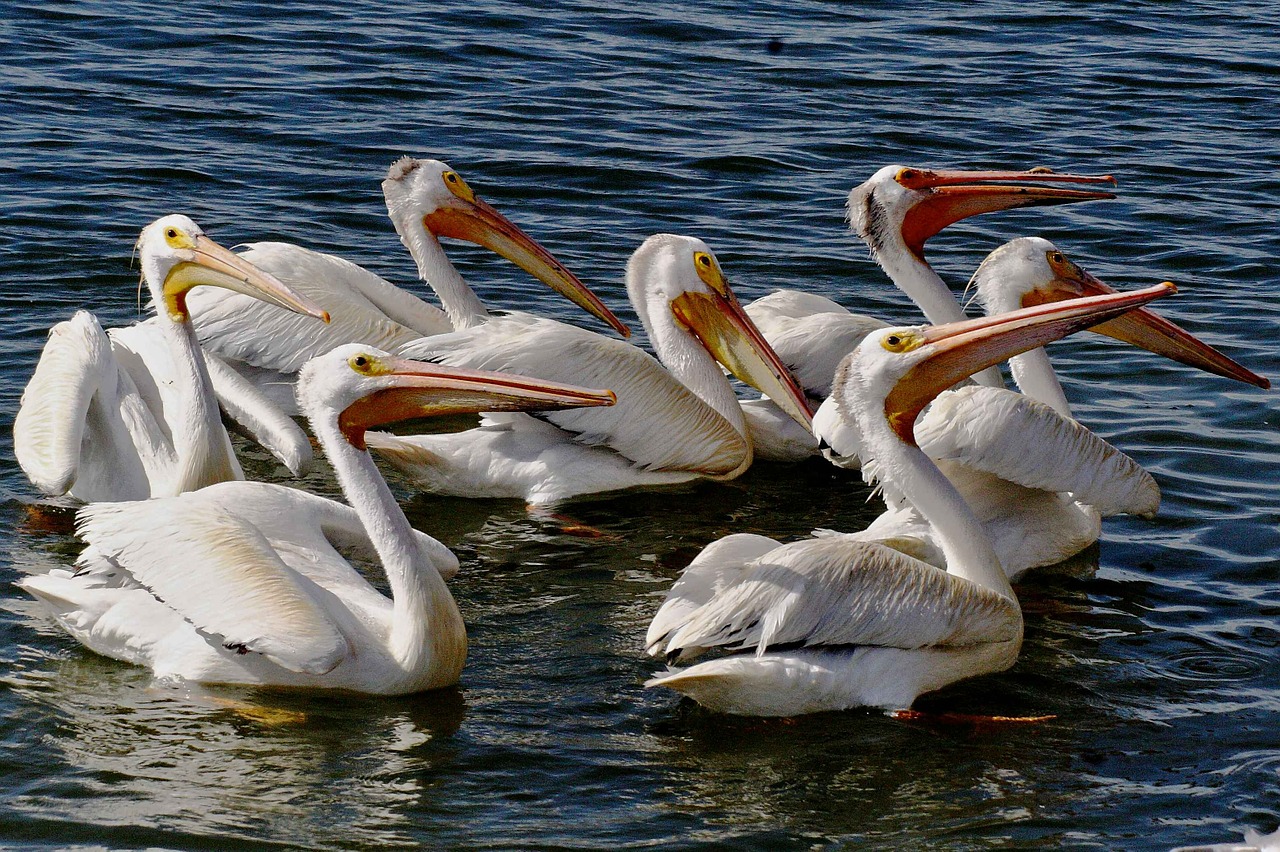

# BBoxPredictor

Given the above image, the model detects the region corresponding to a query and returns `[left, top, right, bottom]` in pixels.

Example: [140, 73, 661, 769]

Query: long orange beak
[670, 264, 813, 431]
[423, 195, 630, 338]
[1020, 257, 1269, 389]
[163, 234, 331, 324]
[896, 167, 1117, 260]
[339, 356, 616, 448]
[884, 283, 1177, 443]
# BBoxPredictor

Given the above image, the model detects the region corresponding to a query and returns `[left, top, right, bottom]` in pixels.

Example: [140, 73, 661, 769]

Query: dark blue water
[2, 2, 1278, 849]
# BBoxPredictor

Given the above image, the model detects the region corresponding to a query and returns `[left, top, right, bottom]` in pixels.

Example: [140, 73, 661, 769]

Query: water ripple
[3, 0, 1280, 848]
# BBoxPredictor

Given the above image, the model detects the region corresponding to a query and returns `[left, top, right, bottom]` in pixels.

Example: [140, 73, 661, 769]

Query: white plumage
[13, 215, 327, 503]
[187, 157, 628, 411]
[817, 236, 1264, 577]
[19, 344, 615, 693]
[743, 165, 1121, 459]
[646, 284, 1176, 716]
[367, 234, 813, 505]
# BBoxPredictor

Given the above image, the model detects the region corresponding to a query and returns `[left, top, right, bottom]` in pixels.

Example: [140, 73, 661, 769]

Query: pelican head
[847, 165, 1117, 263]
[296, 343, 617, 449]
[626, 234, 813, 430]
[381, 156, 629, 336]
[970, 237, 1269, 388]
[841, 283, 1178, 446]
[139, 214, 330, 325]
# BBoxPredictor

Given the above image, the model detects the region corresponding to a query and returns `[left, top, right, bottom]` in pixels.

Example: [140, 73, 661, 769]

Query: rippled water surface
[2, 2, 1279, 849]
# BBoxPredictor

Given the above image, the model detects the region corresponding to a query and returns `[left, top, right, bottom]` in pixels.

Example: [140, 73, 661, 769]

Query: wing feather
[399, 315, 747, 474]
[76, 491, 350, 675]
[645, 533, 782, 656]
[202, 352, 313, 477]
[215, 482, 460, 584]
[13, 312, 164, 499]
[14, 312, 114, 494]
[748, 293, 887, 397]
[917, 386, 1159, 516]
[189, 242, 450, 373]
[661, 536, 1019, 659]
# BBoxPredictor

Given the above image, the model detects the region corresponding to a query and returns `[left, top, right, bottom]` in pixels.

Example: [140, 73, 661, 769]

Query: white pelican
[743, 165, 1119, 459]
[13, 215, 330, 504]
[645, 283, 1177, 716]
[186, 157, 628, 408]
[817, 238, 1267, 577]
[367, 234, 813, 505]
[18, 345, 616, 693]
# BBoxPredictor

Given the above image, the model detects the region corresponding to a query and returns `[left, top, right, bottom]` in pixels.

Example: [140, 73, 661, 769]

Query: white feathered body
[188, 242, 454, 410]
[818, 384, 1158, 578]
[14, 311, 310, 503]
[369, 314, 753, 504]
[645, 533, 1021, 715]
[19, 480, 463, 693]
[740, 290, 889, 462]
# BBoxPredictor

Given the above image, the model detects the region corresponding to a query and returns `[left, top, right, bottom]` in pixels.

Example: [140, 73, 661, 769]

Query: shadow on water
[2, 646, 470, 849]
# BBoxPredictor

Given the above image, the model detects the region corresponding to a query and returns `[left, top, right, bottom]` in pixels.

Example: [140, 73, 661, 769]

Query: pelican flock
[369, 234, 813, 503]
[186, 157, 629, 411]
[12, 159, 1269, 723]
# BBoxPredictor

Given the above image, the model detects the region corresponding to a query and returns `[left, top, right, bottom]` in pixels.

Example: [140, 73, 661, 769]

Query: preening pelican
[13, 215, 329, 503]
[187, 157, 628, 408]
[367, 234, 813, 505]
[817, 238, 1268, 577]
[18, 345, 616, 694]
[645, 283, 1176, 716]
[743, 166, 1118, 459]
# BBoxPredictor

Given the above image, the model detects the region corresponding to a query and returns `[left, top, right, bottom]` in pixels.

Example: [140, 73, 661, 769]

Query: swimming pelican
[367, 234, 813, 505]
[187, 157, 628, 408]
[817, 238, 1267, 577]
[13, 215, 330, 504]
[743, 165, 1119, 459]
[645, 283, 1177, 716]
[18, 345, 616, 693]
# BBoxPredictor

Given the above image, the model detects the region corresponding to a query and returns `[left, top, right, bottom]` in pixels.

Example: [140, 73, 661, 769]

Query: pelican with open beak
[742, 164, 1123, 462]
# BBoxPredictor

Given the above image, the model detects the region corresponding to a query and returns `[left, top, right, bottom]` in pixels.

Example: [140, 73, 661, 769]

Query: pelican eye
[1045, 249, 1081, 280]
[894, 167, 935, 189]
[441, 170, 476, 202]
[349, 353, 378, 373]
[162, 226, 193, 249]
[880, 331, 921, 353]
[692, 250, 729, 294]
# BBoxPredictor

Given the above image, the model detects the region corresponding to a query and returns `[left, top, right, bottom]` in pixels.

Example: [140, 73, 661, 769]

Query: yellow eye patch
[163, 226, 195, 250]
[693, 251, 730, 296]
[1045, 248, 1084, 280]
[347, 353, 387, 375]
[880, 330, 924, 353]
[441, 170, 477, 204]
